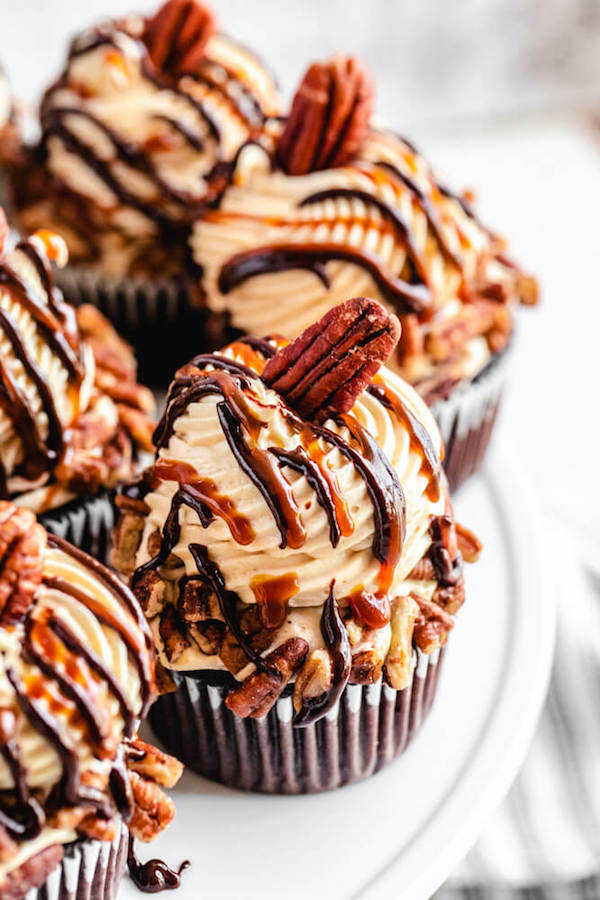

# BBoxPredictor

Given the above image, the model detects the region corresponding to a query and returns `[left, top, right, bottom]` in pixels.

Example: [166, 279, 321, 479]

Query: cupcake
[112, 296, 481, 794]
[0, 501, 183, 900]
[0, 219, 154, 556]
[191, 54, 538, 489]
[10, 0, 280, 384]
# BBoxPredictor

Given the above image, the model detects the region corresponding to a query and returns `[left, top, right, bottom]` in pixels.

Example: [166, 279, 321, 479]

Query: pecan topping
[277, 54, 375, 175]
[125, 736, 183, 789]
[158, 604, 191, 663]
[0, 503, 46, 626]
[411, 593, 454, 654]
[177, 577, 222, 623]
[262, 296, 400, 421]
[225, 637, 308, 718]
[133, 570, 167, 619]
[350, 649, 383, 684]
[385, 595, 420, 690]
[293, 649, 332, 712]
[129, 771, 176, 842]
[455, 522, 482, 563]
[220, 606, 274, 676]
[78, 814, 119, 842]
[143, 0, 216, 76]
[111, 511, 146, 578]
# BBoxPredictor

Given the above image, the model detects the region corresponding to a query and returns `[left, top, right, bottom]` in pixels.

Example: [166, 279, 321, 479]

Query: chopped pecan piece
[129, 771, 176, 842]
[78, 814, 119, 842]
[0, 503, 46, 626]
[154, 660, 177, 695]
[220, 606, 273, 676]
[191, 620, 224, 655]
[158, 604, 190, 663]
[433, 579, 465, 616]
[385, 595, 419, 690]
[133, 570, 166, 618]
[455, 522, 482, 563]
[111, 511, 146, 577]
[407, 557, 436, 581]
[177, 577, 222, 623]
[350, 649, 383, 684]
[412, 593, 454, 654]
[262, 296, 400, 421]
[225, 638, 309, 718]
[125, 736, 183, 789]
[293, 649, 332, 711]
[277, 54, 375, 174]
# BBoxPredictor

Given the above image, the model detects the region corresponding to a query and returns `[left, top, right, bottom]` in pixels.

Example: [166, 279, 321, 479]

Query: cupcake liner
[23, 823, 127, 900]
[431, 346, 510, 492]
[149, 647, 444, 794]
[39, 489, 116, 562]
[55, 268, 227, 388]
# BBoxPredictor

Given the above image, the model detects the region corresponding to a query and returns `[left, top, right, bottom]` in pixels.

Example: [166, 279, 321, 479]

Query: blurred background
[3, 2, 600, 896]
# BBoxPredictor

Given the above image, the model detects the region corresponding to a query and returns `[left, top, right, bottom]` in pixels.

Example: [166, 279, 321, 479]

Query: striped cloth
[436, 524, 600, 899]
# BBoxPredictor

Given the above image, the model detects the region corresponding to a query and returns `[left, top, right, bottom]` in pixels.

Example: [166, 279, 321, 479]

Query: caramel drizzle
[298, 187, 430, 285]
[372, 161, 462, 268]
[367, 380, 441, 502]
[217, 242, 430, 315]
[293, 583, 351, 727]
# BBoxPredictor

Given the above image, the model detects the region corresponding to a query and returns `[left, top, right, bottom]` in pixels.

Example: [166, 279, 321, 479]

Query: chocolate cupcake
[0, 221, 154, 556]
[0, 501, 183, 900]
[191, 54, 538, 489]
[10, 0, 280, 385]
[112, 296, 481, 794]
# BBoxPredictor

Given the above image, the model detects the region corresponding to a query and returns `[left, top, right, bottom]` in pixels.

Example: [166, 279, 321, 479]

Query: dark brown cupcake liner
[431, 346, 509, 492]
[55, 267, 226, 389]
[149, 647, 444, 794]
[38, 489, 116, 562]
[19, 822, 127, 900]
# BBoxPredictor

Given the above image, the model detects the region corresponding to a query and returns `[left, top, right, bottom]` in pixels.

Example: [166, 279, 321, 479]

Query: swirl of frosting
[19, 6, 280, 277]
[0, 227, 154, 512]
[192, 127, 536, 397]
[130, 337, 447, 678]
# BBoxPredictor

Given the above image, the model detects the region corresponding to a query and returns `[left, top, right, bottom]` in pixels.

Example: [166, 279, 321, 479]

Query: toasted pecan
[225, 637, 308, 718]
[125, 736, 183, 789]
[0, 503, 46, 626]
[411, 593, 454, 654]
[277, 54, 375, 174]
[292, 648, 332, 712]
[143, 0, 216, 76]
[129, 771, 176, 842]
[350, 649, 383, 684]
[262, 296, 400, 421]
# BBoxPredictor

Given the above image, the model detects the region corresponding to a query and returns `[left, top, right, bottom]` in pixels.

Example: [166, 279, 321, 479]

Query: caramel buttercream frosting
[0, 216, 154, 513]
[192, 53, 537, 402]
[11, 0, 280, 280]
[0, 502, 183, 894]
[113, 297, 481, 725]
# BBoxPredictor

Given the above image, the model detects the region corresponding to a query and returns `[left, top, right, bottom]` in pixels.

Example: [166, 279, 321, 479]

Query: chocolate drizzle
[0, 241, 85, 496]
[217, 242, 430, 315]
[293, 583, 351, 727]
[127, 834, 189, 893]
[367, 381, 441, 502]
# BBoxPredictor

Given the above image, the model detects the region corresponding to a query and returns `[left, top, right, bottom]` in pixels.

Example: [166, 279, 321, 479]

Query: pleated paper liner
[39, 489, 116, 562]
[55, 267, 228, 389]
[149, 647, 444, 795]
[431, 345, 510, 492]
[19, 822, 127, 900]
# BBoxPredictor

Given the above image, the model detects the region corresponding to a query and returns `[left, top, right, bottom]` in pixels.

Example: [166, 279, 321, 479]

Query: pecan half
[277, 54, 375, 174]
[78, 814, 118, 842]
[129, 771, 176, 842]
[225, 638, 308, 718]
[220, 606, 273, 676]
[262, 296, 400, 421]
[125, 736, 183, 789]
[177, 577, 222, 623]
[143, 0, 216, 76]
[0, 503, 46, 626]
[190, 620, 224, 655]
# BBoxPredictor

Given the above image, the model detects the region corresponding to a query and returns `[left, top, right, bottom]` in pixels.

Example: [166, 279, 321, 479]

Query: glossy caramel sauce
[250, 572, 299, 628]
